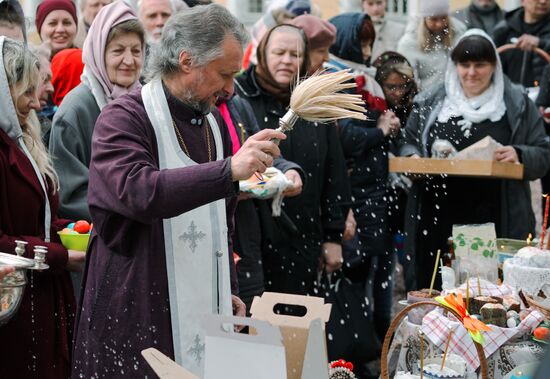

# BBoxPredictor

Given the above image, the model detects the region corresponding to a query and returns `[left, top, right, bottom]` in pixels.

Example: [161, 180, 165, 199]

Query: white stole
[142, 78, 232, 377]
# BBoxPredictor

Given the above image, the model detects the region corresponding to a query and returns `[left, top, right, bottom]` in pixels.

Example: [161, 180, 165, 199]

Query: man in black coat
[493, 0, 550, 88]
[454, 0, 504, 34]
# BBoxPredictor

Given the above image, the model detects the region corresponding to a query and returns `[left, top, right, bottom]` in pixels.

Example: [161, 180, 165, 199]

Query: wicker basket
[380, 301, 489, 379]
[522, 291, 550, 320]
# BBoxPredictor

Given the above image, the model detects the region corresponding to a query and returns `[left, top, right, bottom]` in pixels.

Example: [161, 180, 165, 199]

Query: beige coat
[372, 18, 406, 62]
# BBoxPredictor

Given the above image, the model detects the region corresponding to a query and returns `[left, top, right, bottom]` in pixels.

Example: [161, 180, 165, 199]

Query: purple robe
[72, 86, 238, 378]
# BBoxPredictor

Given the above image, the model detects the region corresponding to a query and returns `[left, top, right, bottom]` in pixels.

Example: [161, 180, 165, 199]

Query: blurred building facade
[216, 0, 520, 26]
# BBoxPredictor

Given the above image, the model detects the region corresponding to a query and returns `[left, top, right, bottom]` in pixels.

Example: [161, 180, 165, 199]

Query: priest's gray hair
[146, 4, 249, 80]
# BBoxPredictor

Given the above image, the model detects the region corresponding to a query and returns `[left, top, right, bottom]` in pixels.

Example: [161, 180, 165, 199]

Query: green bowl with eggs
[57, 232, 90, 252]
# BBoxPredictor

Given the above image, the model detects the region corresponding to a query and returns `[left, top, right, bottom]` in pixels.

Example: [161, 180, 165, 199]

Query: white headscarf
[438, 29, 506, 137]
[0, 36, 51, 241]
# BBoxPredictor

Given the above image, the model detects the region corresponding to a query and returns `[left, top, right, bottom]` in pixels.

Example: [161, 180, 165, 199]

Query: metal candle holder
[0, 241, 50, 325]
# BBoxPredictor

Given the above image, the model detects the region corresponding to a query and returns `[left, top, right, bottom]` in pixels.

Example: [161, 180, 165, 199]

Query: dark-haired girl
[399, 29, 550, 289]
[373, 52, 418, 291]
[374, 51, 418, 127]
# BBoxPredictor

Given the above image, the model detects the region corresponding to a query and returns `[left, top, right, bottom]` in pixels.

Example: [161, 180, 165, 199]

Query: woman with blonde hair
[397, 0, 466, 90]
[0, 37, 82, 378]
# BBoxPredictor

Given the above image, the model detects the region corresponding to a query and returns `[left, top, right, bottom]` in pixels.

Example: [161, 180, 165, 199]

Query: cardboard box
[250, 292, 332, 379]
[203, 315, 287, 379]
[389, 157, 524, 180]
[142, 348, 199, 379]
[142, 315, 286, 379]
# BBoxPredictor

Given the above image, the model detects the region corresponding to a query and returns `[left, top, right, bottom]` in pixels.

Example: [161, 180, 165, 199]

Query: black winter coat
[224, 95, 302, 309]
[493, 7, 550, 87]
[234, 66, 351, 260]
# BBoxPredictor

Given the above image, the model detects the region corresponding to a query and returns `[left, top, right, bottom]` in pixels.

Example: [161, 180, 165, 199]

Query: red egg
[74, 220, 91, 234]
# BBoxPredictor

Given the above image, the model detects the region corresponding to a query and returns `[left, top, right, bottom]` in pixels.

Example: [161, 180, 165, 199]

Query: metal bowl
[0, 252, 39, 325]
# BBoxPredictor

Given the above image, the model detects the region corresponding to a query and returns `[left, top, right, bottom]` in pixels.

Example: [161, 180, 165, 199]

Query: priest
[71, 5, 286, 378]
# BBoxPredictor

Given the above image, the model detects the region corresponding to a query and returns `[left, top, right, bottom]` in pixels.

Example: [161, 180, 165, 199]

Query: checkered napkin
[445, 278, 514, 297]
[421, 309, 545, 370]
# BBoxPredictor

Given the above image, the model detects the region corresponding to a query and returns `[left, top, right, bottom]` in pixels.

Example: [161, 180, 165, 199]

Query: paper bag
[142, 315, 286, 379]
[250, 292, 332, 379]
[142, 348, 200, 379]
[455, 136, 502, 161]
[202, 315, 286, 379]
[452, 223, 498, 283]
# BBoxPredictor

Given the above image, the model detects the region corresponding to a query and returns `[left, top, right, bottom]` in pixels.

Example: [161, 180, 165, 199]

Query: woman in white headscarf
[399, 29, 550, 290]
[0, 37, 81, 379]
[49, 1, 144, 222]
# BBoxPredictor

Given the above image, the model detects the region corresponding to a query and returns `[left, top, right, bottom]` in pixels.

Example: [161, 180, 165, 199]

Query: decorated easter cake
[503, 246, 550, 297]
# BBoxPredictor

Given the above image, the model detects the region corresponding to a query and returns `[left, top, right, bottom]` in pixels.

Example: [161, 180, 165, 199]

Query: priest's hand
[320, 242, 343, 273]
[231, 129, 286, 181]
[232, 295, 246, 332]
[283, 169, 303, 198]
[67, 250, 86, 272]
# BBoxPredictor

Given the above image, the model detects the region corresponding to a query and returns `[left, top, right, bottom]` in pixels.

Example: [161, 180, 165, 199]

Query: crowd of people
[0, 0, 549, 378]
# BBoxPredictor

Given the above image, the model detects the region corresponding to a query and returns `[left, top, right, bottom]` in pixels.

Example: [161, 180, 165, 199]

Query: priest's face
[182, 35, 243, 113]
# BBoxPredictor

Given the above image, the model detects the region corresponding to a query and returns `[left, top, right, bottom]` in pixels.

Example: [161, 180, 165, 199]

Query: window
[249, 0, 263, 13]
[386, 0, 408, 21]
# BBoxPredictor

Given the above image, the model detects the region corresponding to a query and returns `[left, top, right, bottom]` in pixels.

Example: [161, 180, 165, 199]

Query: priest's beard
[182, 71, 214, 114]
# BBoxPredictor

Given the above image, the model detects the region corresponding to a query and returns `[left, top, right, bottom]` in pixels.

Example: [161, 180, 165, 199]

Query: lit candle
[542, 194, 549, 250]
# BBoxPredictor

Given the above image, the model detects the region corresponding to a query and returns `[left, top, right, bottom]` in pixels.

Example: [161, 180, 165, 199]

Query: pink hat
[290, 14, 336, 50]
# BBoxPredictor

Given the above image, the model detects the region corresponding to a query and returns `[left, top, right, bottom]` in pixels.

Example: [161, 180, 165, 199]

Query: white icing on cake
[394, 372, 420, 379]
[514, 247, 550, 268]
[503, 247, 550, 296]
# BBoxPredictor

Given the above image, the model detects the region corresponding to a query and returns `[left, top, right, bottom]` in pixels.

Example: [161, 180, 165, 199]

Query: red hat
[35, 0, 78, 35]
[290, 14, 336, 50]
[51, 48, 84, 106]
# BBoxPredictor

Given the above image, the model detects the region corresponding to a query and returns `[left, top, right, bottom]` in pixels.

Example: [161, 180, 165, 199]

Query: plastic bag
[239, 167, 293, 216]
